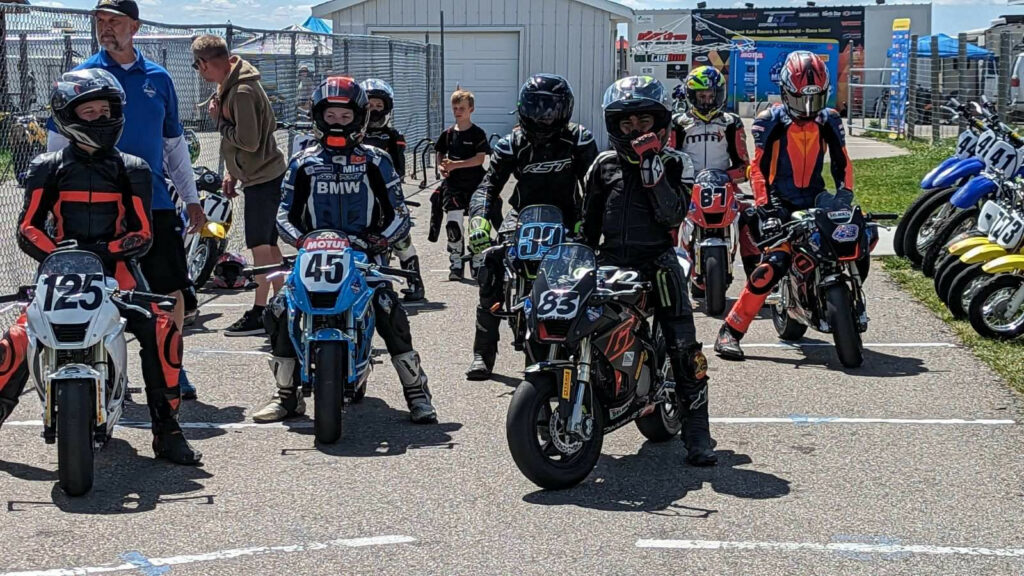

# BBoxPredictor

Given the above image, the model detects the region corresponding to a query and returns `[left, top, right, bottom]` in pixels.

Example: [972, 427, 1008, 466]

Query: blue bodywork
[285, 233, 379, 388]
[951, 175, 999, 209]
[920, 156, 961, 190]
[931, 157, 985, 190]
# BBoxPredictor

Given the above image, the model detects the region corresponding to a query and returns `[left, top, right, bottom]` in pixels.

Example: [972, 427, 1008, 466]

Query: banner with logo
[728, 38, 840, 108]
[887, 18, 912, 133]
[694, 7, 864, 112]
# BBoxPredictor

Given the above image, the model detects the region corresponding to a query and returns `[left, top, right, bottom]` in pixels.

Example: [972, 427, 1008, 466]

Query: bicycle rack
[411, 138, 432, 180]
[419, 141, 437, 189]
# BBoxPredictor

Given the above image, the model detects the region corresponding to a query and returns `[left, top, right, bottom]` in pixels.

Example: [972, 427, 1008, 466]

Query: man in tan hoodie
[192, 34, 287, 336]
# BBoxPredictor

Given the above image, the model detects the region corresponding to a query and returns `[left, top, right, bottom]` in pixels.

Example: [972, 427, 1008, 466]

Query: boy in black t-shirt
[434, 89, 491, 280]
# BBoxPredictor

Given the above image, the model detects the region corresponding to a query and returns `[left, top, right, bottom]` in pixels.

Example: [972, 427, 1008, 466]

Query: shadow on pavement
[3, 438, 212, 515]
[403, 301, 448, 316]
[739, 345, 929, 377]
[277, 397, 463, 458]
[522, 442, 790, 515]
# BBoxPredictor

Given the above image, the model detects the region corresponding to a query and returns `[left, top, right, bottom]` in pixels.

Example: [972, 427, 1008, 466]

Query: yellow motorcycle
[967, 253, 1024, 340]
[186, 166, 233, 288]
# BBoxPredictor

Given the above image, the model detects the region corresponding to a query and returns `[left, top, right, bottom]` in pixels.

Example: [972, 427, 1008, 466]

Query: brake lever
[112, 297, 153, 319]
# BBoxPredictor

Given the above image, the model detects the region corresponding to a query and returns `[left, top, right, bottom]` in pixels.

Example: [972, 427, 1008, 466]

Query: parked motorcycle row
[0, 121, 904, 495]
[893, 96, 1024, 340]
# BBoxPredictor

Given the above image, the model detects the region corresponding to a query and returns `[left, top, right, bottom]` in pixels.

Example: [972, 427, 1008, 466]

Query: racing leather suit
[469, 124, 598, 360]
[581, 144, 715, 465]
[724, 105, 856, 337]
[0, 146, 184, 435]
[671, 110, 759, 275]
[268, 143, 433, 419]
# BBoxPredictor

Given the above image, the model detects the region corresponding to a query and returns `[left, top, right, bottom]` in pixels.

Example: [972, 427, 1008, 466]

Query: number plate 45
[298, 250, 350, 292]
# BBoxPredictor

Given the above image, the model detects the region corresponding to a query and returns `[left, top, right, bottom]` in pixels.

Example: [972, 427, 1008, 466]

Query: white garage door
[377, 31, 520, 139]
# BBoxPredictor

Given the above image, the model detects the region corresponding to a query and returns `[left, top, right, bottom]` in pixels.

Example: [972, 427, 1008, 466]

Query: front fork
[562, 337, 593, 441]
[1002, 280, 1024, 321]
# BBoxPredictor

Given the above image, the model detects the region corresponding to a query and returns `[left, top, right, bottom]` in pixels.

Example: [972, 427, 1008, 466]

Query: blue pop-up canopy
[915, 34, 994, 60]
[301, 16, 332, 34]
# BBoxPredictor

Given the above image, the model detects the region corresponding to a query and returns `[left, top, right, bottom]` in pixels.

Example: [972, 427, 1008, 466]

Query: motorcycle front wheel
[826, 284, 863, 368]
[968, 275, 1024, 340]
[192, 237, 224, 289]
[57, 380, 95, 496]
[506, 373, 604, 490]
[900, 189, 954, 267]
[703, 246, 729, 317]
[946, 263, 989, 319]
[922, 208, 979, 278]
[313, 342, 344, 444]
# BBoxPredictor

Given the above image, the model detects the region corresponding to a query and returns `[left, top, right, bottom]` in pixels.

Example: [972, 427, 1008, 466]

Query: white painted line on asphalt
[636, 538, 1024, 558]
[702, 342, 958, 350]
[713, 417, 1015, 425]
[194, 303, 250, 307]
[5, 417, 1013, 430]
[0, 535, 416, 576]
[186, 349, 271, 356]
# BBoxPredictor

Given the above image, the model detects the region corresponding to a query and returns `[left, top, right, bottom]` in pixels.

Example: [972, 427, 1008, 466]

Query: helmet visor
[519, 92, 572, 127]
[782, 90, 828, 119]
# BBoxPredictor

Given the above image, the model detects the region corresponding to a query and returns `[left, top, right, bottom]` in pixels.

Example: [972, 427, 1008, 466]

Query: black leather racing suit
[469, 124, 598, 358]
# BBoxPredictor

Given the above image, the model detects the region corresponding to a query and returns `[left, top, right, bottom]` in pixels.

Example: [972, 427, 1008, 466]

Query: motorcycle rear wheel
[635, 329, 682, 442]
[771, 284, 808, 341]
[313, 342, 344, 444]
[703, 246, 729, 317]
[506, 373, 604, 490]
[922, 208, 979, 278]
[968, 275, 1024, 340]
[57, 380, 95, 497]
[826, 284, 863, 368]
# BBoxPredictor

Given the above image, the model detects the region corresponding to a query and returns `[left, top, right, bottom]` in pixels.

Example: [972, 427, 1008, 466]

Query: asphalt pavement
[1, 139, 1022, 575]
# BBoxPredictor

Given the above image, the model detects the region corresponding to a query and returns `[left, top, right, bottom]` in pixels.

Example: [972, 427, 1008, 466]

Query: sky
[30, 0, 1022, 36]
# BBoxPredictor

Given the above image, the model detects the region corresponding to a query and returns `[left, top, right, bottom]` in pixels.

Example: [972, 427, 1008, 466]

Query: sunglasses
[191, 58, 204, 70]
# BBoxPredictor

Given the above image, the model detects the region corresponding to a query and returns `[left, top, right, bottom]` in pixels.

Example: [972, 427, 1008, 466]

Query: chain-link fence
[0, 4, 444, 312]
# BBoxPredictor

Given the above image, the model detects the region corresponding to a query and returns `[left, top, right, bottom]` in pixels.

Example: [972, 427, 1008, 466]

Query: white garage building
[311, 0, 634, 145]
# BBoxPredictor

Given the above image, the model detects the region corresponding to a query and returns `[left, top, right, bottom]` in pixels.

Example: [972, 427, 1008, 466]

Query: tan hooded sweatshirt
[218, 56, 287, 187]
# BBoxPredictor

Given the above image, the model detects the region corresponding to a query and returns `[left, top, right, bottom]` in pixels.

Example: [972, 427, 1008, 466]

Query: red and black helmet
[778, 51, 830, 120]
[311, 76, 368, 151]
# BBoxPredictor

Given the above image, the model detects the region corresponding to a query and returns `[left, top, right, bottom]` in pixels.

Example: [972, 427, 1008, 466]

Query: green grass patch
[882, 257, 1024, 394]
[852, 140, 955, 215]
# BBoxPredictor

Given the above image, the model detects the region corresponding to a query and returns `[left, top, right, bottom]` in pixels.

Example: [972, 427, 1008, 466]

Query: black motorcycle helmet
[50, 68, 125, 151]
[311, 76, 368, 152]
[517, 73, 574, 144]
[359, 78, 395, 129]
[602, 75, 671, 163]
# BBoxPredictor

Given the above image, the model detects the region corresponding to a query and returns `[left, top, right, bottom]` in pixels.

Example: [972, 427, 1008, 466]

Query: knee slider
[446, 221, 463, 243]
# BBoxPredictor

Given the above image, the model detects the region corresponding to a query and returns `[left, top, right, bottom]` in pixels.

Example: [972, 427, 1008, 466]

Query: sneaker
[179, 369, 197, 400]
[225, 309, 265, 337]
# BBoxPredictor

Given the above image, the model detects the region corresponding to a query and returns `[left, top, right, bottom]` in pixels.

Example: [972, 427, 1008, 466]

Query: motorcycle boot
[713, 324, 745, 361]
[671, 342, 717, 466]
[467, 308, 499, 380]
[392, 350, 437, 424]
[399, 255, 426, 302]
[152, 420, 203, 465]
[252, 356, 306, 423]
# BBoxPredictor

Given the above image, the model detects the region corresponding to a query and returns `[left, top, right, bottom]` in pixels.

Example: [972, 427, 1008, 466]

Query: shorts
[243, 174, 284, 249]
[140, 210, 190, 295]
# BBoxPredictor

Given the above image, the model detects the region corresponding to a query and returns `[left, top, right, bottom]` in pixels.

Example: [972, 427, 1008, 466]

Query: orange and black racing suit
[723, 104, 855, 337]
[0, 145, 183, 433]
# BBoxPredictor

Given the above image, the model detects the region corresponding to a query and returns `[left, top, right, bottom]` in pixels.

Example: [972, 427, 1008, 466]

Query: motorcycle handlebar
[121, 291, 177, 312]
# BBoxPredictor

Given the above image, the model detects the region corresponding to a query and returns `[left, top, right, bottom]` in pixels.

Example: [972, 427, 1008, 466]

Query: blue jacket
[277, 143, 410, 247]
[47, 48, 183, 211]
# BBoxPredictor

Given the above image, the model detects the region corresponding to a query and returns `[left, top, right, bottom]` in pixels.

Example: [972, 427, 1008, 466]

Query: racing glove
[468, 217, 493, 255]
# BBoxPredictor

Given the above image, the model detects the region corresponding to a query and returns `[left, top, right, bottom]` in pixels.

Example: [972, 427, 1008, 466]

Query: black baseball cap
[94, 0, 139, 20]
